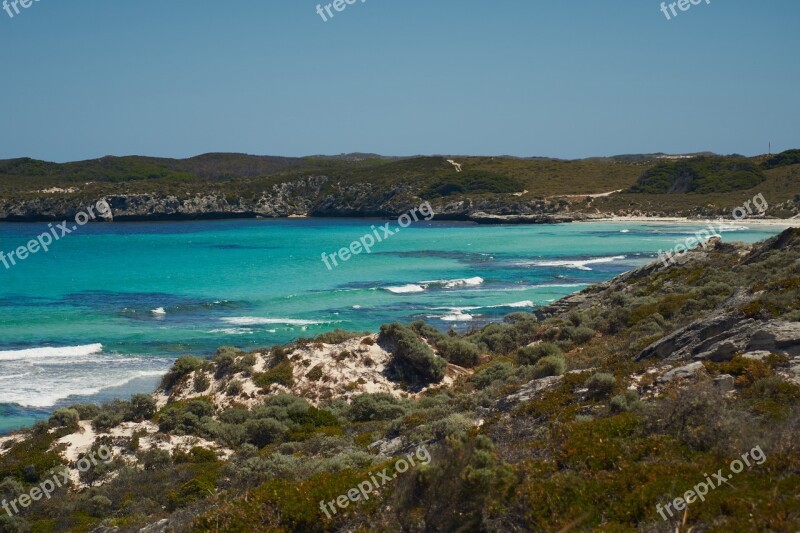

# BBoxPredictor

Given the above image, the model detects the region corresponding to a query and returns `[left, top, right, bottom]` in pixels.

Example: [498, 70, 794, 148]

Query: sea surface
[0, 218, 787, 433]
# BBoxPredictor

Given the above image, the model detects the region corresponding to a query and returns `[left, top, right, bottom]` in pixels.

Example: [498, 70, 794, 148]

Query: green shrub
[91, 400, 132, 432]
[239, 353, 257, 371]
[253, 360, 294, 389]
[531, 356, 566, 379]
[213, 350, 257, 377]
[437, 338, 481, 368]
[213, 351, 237, 379]
[609, 390, 640, 413]
[245, 418, 288, 448]
[137, 448, 172, 471]
[310, 329, 369, 344]
[175, 446, 219, 464]
[562, 325, 595, 345]
[0, 515, 29, 533]
[380, 323, 446, 387]
[87, 495, 113, 517]
[129, 394, 157, 420]
[471, 361, 514, 389]
[48, 408, 80, 430]
[158, 398, 216, 434]
[409, 320, 448, 345]
[586, 373, 617, 399]
[0, 477, 24, 501]
[68, 403, 101, 420]
[350, 393, 407, 422]
[227, 380, 244, 396]
[161, 355, 208, 390]
[194, 373, 211, 393]
[517, 342, 563, 365]
[470, 323, 519, 355]
[305, 364, 324, 381]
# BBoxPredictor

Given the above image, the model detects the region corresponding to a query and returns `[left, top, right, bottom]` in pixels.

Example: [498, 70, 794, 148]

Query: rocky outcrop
[467, 212, 579, 224]
[635, 317, 800, 362]
[0, 175, 590, 223]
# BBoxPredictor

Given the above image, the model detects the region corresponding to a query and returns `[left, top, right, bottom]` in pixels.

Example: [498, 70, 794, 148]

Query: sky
[0, 0, 798, 162]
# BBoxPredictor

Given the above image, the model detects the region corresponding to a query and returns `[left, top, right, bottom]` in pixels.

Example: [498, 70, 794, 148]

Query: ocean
[0, 218, 786, 433]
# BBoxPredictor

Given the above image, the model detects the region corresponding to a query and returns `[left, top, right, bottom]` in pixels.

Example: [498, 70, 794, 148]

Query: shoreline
[1, 214, 799, 226]
[580, 216, 800, 228]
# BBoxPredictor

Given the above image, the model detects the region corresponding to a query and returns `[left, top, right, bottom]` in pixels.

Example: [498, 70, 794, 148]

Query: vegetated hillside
[2, 230, 800, 531]
[763, 149, 800, 170]
[628, 156, 765, 194]
[1, 150, 799, 221]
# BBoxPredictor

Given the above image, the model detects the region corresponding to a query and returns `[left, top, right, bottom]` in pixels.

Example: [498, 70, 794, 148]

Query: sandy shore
[581, 216, 800, 228]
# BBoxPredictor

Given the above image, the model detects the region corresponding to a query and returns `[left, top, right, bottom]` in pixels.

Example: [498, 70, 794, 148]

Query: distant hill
[0, 150, 798, 221]
[628, 156, 766, 194]
[763, 149, 800, 170]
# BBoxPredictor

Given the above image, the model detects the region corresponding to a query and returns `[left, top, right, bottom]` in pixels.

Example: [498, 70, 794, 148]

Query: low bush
[350, 393, 407, 422]
[245, 418, 288, 448]
[609, 390, 640, 413]
[380, 323, 446, 387]
[253, 360, 294, 389]
[586, 373, 616, 399]
[194, 373, 211, 393]
[437, 338, 481, 368]
[517, 342, 563, 366]
[161, 356, 208, 390]
[130, 394, 157, 421]
[227, 380, 244, 397]
[310, 329, 370, 345]
[158, 398, 216, 435]
[471, 361, 514, 389]
[531, 356, 566, 379]
[49, 408, 80, 430]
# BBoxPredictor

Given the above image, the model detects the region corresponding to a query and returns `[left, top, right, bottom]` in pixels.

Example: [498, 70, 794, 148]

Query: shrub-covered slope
[2, 230, 800, 532]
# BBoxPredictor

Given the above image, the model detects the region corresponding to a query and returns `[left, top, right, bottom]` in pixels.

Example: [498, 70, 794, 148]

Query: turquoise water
[0, 218, 787, 433]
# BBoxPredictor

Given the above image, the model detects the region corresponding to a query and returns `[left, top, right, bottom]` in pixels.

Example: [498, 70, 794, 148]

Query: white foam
[421, 277, 484, 288]
[384, 284, 426, 294]
[384, 277, 485, 294]
[208, 328, 254, 335]
[523, 255, 626, 271]
[491, 300, 534, 308]
[0, 343, 103, 362]
[431, 300, 533, 312]
[151, 307, 167, 316]
[0, 370, 167, 408]
[220, 317, 330, 326]
[0, 372, 31, 381]
[440, 311, 474, 321]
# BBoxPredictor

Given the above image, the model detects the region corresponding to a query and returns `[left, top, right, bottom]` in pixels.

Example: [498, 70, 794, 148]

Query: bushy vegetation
[763, 149, 800, 169]
[379, 323, 447, 387]
[161, 355, 210, 390]
[629, 156, 765, 194]
[5, 228, 800, 531]
[422, 170, 525, 198]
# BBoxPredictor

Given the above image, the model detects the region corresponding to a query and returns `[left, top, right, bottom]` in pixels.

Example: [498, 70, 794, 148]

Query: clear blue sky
[0, 0, 798, 162]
